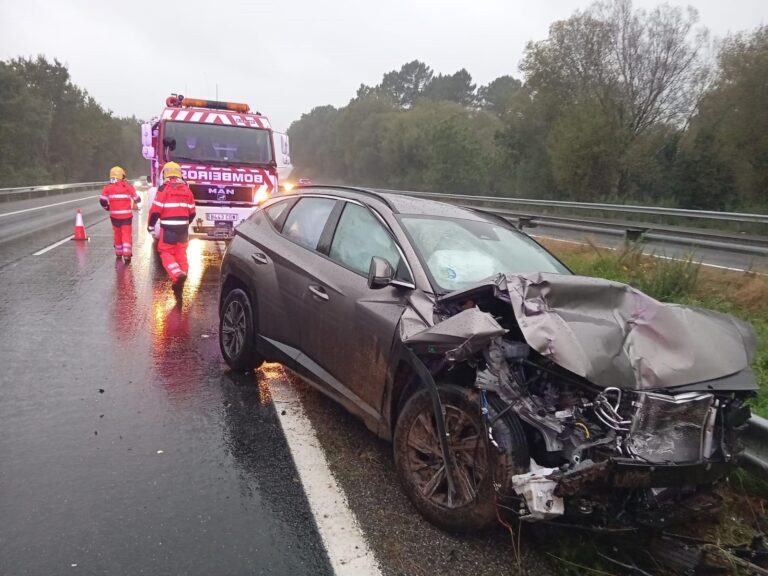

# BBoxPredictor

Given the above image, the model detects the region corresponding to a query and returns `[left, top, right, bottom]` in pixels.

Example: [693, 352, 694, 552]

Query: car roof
[289, 185, 489, 222]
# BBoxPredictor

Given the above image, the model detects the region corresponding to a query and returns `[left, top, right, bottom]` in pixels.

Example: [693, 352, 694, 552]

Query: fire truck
[141, 94, 291, 239]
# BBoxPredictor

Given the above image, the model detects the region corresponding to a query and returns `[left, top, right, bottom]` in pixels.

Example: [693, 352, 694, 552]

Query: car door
[239, 196, 339, 352]
[300, 201, 414, 418]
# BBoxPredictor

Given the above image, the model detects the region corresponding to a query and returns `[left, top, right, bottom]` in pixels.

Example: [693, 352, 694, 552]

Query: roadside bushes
[566, 240, 701, 302]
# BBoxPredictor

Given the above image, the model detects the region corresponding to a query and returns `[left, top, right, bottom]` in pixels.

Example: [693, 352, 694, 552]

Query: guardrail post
[741, 415, 768, 479]
[517, 216, 537, 230]
[624, 227, 648, 243]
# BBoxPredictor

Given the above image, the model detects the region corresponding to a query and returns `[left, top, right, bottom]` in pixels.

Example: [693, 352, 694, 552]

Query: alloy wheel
[221, 299, 247, 359]
[404, 404, 488, 509]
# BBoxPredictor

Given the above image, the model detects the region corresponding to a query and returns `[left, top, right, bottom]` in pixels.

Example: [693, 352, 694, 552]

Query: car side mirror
[368, 256, 395, 290]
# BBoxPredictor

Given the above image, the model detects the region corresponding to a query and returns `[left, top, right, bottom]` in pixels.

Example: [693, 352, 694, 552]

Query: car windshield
[164, 121, 273, 166]
[401, 215, 570, 292]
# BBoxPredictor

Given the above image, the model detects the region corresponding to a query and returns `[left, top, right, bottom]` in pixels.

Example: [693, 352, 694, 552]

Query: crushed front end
[421, 272, 758, 528]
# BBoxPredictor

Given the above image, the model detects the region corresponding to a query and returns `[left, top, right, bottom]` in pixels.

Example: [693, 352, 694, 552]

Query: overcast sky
[1, 0, 766, 131]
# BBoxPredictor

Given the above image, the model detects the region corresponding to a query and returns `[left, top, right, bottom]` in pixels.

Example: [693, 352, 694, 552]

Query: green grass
[553, 240, 768, 417]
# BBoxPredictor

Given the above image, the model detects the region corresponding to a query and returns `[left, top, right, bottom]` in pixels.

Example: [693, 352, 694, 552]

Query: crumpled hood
[444, 273, 757, 391]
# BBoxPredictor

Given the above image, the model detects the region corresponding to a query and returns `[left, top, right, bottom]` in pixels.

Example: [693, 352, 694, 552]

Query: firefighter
[148, 162, 196, 295]
[100, 166, 141, 263]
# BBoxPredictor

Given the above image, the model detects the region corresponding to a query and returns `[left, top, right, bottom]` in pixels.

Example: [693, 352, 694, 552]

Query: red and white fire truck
[141, 94, 291, 239]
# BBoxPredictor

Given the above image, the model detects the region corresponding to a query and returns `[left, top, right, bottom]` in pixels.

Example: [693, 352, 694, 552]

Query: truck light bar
[166, 94, 250, 113]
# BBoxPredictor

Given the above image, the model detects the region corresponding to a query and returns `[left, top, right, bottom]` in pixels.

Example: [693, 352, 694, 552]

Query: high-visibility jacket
[100, 180, 140, 220]
[148, 178, 196, 244]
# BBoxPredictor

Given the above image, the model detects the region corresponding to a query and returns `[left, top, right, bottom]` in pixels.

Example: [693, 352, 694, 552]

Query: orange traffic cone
[73, 209, 88, 241]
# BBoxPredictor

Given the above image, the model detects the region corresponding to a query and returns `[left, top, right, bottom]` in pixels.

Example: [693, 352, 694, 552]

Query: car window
[401, 215, 570, 292]
[264, 200, 291, 229]
[282, 198, 337, 250]
[329, 203, 403, 277]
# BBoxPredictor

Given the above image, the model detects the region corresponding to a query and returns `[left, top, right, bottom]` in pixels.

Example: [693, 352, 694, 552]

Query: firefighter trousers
[158, 239, 189, 284]
[112, 218, 133, 257]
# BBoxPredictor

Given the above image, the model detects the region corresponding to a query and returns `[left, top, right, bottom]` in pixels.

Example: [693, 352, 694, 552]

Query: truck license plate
[207, 213, 238, 221]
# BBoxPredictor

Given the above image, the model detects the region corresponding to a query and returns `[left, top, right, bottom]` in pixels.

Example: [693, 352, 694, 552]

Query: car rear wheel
[393, 384, 528, 532]
[219, 288, 264, 371]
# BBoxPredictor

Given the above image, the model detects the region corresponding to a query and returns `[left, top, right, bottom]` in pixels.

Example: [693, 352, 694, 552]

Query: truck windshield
[163, 121, 273, 166]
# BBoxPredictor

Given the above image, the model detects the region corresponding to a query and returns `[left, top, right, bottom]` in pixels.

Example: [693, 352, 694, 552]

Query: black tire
[219, 288, 264, 371]
[393, 384, 529, 532]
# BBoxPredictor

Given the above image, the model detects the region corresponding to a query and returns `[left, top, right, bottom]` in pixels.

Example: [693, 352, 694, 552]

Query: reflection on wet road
[0, 208, 332, 575]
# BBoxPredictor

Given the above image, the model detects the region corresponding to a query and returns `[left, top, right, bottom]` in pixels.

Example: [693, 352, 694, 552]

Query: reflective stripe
[160, 219, 188, 226]
[153, 201, 165, 207]
[111, 210, 132, 215]
[168, 263, 180, 270]
[109, 194, 132, 199]
[158, 202, 194, 208]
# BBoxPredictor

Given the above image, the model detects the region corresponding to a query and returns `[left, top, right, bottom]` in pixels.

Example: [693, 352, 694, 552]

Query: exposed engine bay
[403, 272, 757, 527]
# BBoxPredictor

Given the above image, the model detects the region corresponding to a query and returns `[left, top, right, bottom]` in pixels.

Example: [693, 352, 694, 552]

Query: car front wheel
[219, 288, 264, 371]
[393, 384, 529, 532]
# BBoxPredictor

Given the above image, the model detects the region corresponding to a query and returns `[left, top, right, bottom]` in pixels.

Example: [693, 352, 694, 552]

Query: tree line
[288, 0, 768, 211]
[0, 56, 145, 187]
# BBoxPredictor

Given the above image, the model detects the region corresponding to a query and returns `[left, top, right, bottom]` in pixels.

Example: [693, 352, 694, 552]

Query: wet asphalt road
[0, 197, 332, 575]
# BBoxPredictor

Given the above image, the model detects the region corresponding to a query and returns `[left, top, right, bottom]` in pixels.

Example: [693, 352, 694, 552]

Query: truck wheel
[219, 288, 264, 371]
[393, 384, 528, 532]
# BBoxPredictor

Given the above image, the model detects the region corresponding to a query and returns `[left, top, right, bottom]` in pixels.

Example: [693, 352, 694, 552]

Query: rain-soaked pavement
[0, 197, 332, 575]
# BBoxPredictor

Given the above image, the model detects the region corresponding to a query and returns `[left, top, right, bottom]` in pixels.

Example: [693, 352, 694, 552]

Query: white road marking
[0, 195, 99, 218]
[532, 234, 766, 275]
[33, 235, 75, 256]
[270, 376, 382, 576]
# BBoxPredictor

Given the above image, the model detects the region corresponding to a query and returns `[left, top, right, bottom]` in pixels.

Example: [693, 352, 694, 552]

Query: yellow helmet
[162, 162, 183, 180]
[109, 166, 126, 180]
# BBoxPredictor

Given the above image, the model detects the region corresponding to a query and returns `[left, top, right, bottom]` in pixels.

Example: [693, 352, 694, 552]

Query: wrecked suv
[218, 186, 757, 532]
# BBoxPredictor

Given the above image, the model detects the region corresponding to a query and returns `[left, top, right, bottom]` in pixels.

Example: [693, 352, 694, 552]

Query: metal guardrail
[742, 415, 768, 479]
[0, 182, 108, 203]
[378, 189, 768, 225]
[377, 188, 768, 257]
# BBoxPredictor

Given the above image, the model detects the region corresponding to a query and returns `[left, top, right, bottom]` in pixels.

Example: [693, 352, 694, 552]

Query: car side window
[282, 198, 337, 250]
[264, 200, 291, 229]
[329, 203, 403, 277]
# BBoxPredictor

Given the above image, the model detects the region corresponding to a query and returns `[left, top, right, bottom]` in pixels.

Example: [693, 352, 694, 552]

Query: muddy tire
[219, 288, 264, 371]
[393, 384, 529, 532]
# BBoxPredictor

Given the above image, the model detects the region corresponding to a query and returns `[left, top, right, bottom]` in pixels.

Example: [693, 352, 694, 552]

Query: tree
[379, 60, 434, 108]
[287, 105, 342, 181]
[0, 56, 144, 187]
[422, 69, 476, 106]
[477, 75, 522, 116]
[674, 129, 737, 210]
[522, 0, 709, 137]
[510, 0, 710, 199]
[548, 99, 625, 201]
[682, 26, 768, 208]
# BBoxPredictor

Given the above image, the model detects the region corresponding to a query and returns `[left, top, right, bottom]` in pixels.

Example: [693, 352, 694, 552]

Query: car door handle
[308, 285, 329, 301]
[251, 252, 269, 265]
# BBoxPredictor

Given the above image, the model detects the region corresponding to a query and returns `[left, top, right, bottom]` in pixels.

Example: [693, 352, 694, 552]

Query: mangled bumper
[551, 458, 736, 498]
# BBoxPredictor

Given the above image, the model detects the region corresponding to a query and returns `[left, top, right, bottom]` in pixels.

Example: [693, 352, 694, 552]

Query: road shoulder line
[532, 234, 766, 274]
[33, 235, 76, 256]
[271, 377, 382, 576]
[0, 194, 100, 218]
